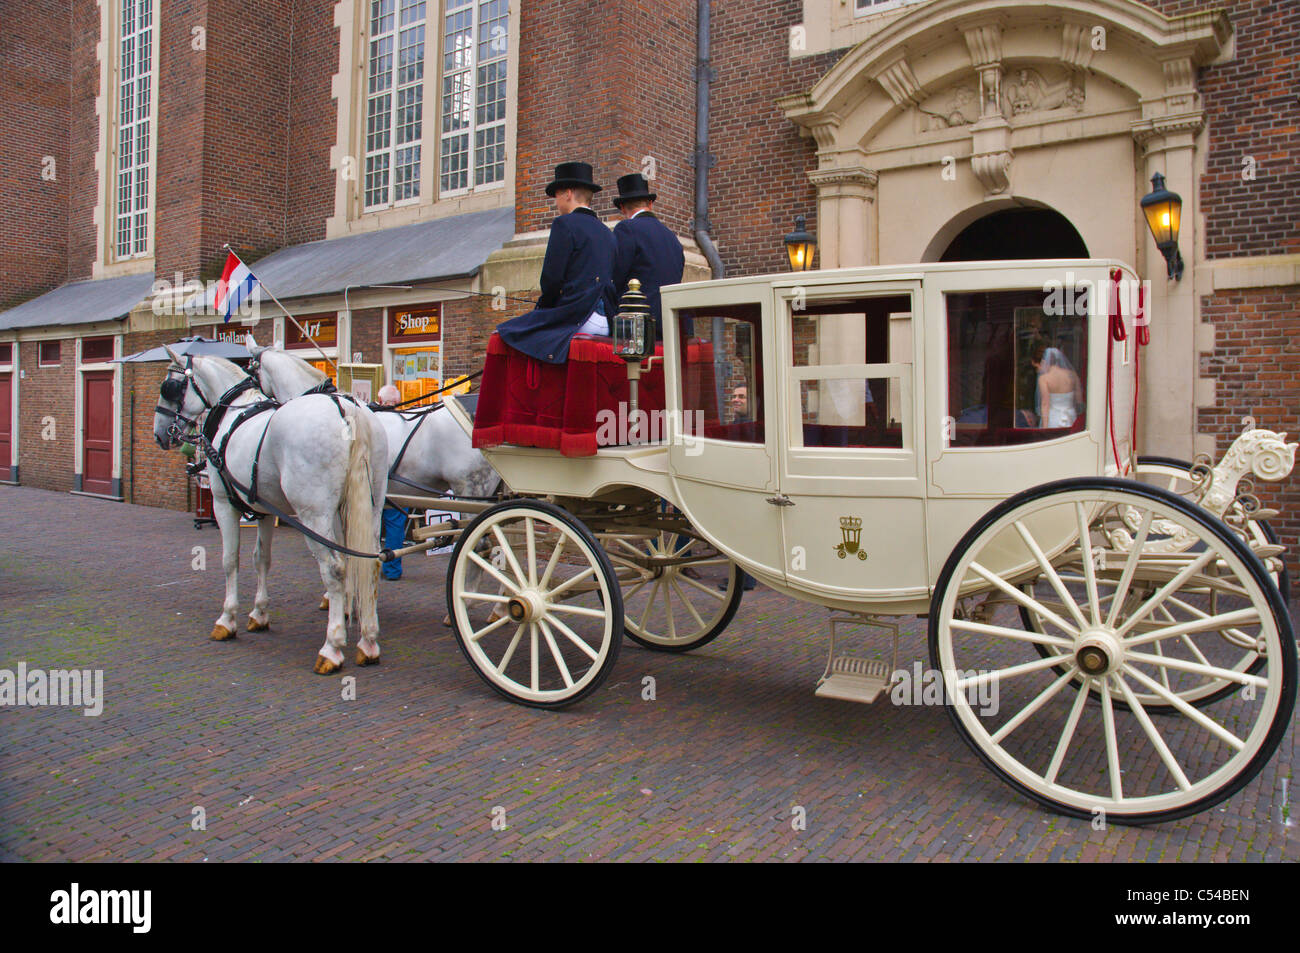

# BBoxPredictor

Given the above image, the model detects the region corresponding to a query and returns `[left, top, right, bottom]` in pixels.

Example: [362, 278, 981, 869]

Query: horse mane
[270, 348, 328, 382]
[203, 356, 247, 377]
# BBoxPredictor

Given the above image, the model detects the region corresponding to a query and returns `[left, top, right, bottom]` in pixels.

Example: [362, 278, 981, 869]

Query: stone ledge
[1208, 255, 1300, 292]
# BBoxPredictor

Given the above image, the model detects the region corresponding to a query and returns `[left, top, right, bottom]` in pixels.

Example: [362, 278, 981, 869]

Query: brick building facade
[1, 0, 1297, 579]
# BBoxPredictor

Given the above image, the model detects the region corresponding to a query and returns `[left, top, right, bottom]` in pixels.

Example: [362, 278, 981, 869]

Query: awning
[244, 206, 515, 303]
[0, 273, 155, 331]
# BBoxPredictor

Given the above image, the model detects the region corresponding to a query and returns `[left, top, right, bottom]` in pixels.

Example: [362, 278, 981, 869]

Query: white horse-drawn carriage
[157, 258, 1297, 825]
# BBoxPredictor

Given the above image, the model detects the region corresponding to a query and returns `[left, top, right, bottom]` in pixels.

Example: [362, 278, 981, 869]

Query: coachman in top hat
[495, 161, 618, 364]
[611, 173, 685, 339]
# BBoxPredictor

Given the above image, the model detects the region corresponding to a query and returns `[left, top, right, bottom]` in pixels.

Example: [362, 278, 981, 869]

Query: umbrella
[116, 335, 253, 363]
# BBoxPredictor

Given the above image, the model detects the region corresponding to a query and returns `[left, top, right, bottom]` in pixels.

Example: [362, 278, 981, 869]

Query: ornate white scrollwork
[1111, 423, 1299, 555]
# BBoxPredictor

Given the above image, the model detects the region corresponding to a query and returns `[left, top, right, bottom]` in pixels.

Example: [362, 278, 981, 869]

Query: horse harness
[159, 359, 357, 522]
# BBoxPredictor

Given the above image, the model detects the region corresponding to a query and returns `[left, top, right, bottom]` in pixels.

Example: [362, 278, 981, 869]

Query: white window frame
[357, 0, 510, 214]
[438, 0, 509, 197]
[39, 340, 63, 368]
[853, 0, 925, 17]
[112, 0, 157, 261]
[364, 0, 428, 211]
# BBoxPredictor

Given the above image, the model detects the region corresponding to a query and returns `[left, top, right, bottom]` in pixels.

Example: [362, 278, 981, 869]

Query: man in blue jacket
[496, 162, 618, 364]
[611, 173, 686, 340]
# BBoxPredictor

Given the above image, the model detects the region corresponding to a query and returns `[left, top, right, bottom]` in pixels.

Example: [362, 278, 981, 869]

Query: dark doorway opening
[940, 207, 1088, 261]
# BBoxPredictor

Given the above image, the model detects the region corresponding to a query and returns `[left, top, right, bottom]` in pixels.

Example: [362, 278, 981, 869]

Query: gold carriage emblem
[834, 516, 867, 561]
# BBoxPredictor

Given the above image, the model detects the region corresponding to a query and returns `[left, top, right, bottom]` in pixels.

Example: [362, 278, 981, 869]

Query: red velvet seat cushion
[473, 333, 669, 457]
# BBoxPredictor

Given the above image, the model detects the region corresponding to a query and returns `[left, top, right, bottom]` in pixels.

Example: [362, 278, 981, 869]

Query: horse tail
[341, 405, 378, 629]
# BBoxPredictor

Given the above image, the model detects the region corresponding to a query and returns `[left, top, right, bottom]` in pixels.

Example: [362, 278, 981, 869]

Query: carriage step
[815, 657, 895, 704]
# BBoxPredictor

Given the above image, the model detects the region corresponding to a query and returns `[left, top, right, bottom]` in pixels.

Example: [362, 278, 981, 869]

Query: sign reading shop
[285, 313, 338, 349]
[388, 303, 442, 343]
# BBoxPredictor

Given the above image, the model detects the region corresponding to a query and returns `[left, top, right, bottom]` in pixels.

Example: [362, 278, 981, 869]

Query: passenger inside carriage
[945, 289, 1087, 447]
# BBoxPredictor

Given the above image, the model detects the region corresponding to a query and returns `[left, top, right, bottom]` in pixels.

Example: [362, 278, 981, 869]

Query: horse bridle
[156, 356, 261, 443]
[155, 356, 213, 443]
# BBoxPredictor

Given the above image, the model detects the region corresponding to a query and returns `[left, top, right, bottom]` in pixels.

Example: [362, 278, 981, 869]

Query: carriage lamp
[614, 278, 654, 418]
[1140, 173, 1184, 280]
[613, 278, 654, 362]
[784, 215, 817, 272]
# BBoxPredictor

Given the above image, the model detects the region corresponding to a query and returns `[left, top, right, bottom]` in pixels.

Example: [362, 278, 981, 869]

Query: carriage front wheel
[446, 499, 623, 709]
[931, 478, 1296, 825]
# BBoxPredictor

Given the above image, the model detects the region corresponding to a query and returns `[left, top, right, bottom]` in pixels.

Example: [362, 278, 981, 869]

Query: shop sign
[389, 304, 442, 342]
[286, 314, 338, 348]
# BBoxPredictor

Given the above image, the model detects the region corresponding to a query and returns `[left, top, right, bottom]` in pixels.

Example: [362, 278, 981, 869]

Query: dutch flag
[214, 251, 259, 323]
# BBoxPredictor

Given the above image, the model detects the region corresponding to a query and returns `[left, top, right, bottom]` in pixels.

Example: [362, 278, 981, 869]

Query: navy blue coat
[612, 211, 685, 337]
[497, 207, 618, 364]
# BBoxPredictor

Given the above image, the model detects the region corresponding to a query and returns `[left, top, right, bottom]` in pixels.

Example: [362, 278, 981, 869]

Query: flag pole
[222, 244, 338, 373]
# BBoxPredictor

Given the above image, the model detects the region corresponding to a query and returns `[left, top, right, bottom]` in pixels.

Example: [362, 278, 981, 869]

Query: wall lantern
[784, 215, 817, 272]
[1140, 172, 1184, 280]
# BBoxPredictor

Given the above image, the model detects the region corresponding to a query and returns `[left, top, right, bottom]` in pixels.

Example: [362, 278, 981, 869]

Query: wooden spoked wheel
[602, 531, 743, 652]
[932, 479, 1296, 824]
[446, 500, 622, 709]
[1022, 458, 1283, 709]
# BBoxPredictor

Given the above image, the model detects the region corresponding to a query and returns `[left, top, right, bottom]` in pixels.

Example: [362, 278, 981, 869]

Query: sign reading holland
[0, 662, 104, 716]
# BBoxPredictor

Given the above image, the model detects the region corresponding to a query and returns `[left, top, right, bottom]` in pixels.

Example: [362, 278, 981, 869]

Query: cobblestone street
[1, 485, 1296, 861]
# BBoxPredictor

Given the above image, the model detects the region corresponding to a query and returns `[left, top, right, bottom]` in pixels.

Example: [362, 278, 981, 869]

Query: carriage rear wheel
[602, 531, 743, 653]
[1021, 458, 1283, 710]
[446, 499, 622, 709]
[932, 478, 1296, 825]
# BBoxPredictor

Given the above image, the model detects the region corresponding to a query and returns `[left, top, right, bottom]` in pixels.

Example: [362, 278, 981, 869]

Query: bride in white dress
[1034, 346, 1082, 428]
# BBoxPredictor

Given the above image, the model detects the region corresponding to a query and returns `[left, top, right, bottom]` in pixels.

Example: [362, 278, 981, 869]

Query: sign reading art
[388, 303, 442, 343]
[285, 313, 338, 349]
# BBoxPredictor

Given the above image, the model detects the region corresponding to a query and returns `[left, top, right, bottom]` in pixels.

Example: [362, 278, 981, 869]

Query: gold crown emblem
[839, 516, 862, 529]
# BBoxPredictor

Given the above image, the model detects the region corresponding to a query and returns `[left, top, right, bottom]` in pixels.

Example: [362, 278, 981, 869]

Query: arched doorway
[939, 207, 1088, 261]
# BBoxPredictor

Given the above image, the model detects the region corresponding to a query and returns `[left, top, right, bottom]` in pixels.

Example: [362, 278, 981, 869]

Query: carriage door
[81, 371, 115, 496]
[774, 281, 929, 605]
[924, 268, 1104, 575]
[666, 289, 786, 581]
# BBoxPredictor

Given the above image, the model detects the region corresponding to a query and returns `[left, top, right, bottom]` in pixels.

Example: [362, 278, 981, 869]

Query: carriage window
[678, 303, 764, 443]
[945, 289, 1087, 448]
[790, 295, 911, 449]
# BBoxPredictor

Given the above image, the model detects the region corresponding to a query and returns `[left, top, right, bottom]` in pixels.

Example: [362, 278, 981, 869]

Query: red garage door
[0, 373, 11, 479]
[82, 371, 115, 495]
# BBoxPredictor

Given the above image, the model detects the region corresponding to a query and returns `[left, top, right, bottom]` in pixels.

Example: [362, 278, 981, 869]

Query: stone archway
[779, 0, 1232, 457]
[931, 205, 1089, 262]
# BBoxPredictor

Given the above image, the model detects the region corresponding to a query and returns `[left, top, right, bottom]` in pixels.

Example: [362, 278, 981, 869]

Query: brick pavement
[0, 484, 1296, 862]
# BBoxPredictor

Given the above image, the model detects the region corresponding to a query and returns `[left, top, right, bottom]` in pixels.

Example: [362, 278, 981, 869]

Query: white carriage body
[449, 259, 1141, 615]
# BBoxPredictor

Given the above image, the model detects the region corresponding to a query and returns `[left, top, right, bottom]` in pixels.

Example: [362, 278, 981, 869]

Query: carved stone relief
[916, 65, 1086, 133]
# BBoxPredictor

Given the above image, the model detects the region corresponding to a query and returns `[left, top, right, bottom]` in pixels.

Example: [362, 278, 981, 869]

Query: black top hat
[612, 173, 657, 207]
[545, 161, 602, 196]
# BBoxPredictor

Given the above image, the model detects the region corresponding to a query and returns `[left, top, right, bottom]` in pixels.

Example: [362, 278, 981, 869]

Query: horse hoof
[210, 624, 236, 642]
[318, 597, 330, 611]
[355, 648, 381, 667]
[313, 654, 342, 675]
[247, 617, 270, 632]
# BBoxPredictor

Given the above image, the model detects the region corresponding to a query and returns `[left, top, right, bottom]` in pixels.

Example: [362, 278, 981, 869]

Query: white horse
[245, 342, 506, 624]
[152, 349, 388, 674]
[245, 342, 502, 501]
